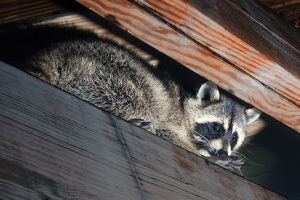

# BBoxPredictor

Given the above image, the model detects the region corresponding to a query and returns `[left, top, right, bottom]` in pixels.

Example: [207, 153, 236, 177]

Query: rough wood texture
[0, 62, 286, 200]
[74, 0, 300, 133]
[186, 0, 300, 78]
[0, 0, 82, 24]
[135, 0, 300, 106]
[260, 0, 300, 23]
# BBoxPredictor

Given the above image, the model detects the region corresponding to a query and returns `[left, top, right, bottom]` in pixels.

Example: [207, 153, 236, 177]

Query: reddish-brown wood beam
[131, 0, 300, 109]
[186, 0, 300, 78]
[74, 0, 300, 133]
[0, 0, 83, 24]
[259, 0, 300, 22]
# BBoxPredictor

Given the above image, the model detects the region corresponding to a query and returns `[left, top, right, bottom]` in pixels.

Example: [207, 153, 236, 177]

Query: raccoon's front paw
[129, 118, 152, 131]
[208, 156, 245, 170]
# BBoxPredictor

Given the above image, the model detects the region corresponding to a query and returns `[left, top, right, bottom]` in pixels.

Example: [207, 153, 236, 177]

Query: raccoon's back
[0, 26, 166, 120]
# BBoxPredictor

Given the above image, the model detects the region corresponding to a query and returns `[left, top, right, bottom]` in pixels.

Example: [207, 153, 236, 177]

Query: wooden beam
[259, 0, 300, 22]
[0, 62, 285, 199]
[130, 0, 300, 108]
[186, 0, 300, 78]
[0, 0, 83, 24]
[74, 0, 300, 132]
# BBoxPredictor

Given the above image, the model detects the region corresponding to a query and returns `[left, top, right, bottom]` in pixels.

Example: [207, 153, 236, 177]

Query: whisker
[240, 143, 252, 153]
[189, 129, 209, 142]
[232, 151, 247, 159]
[238, 168, 243, 176]
[242, 140, 253, 145]
[232, 151, 266, 167]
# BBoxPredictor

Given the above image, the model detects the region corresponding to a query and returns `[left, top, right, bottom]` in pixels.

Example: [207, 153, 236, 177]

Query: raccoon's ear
[197, 82, 220, 102]
[245, 108, 261, 125]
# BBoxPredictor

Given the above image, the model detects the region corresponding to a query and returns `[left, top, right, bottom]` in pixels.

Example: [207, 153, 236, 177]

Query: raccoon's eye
[231, 132, 238, 147]
[209, 122, 223, 133]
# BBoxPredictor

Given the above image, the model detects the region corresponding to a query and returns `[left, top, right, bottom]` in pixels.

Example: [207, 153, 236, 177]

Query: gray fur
[0, 25, 260, 166]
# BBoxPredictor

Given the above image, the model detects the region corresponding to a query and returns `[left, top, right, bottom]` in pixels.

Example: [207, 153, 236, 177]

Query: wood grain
[260, 0, 300, 22]
[133, 0, 300, 107]
[0, 61, 286, 199]
[74, 0, 300, 132]
[0, 0, 82, 24]
[186, 0, 300, 78]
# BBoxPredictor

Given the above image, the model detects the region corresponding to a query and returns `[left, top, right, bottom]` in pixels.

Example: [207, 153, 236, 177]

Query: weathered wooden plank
[0, 63, 143, 199]
[74, 0, 300, 133]
[186, 0, 300, 78]
[0, 0, 82, 24]
[0, 62, 285, 199]
[260, 0, 300, 22]
[132, 0, 300, 108]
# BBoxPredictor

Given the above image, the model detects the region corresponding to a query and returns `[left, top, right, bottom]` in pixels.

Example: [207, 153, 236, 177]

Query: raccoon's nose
[216, 149, 228, 156]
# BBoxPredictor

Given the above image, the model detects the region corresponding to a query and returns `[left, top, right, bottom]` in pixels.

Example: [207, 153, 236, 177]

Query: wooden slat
[260, 0, 300, 22]
[131, 0, 300, 109]
[0, 0, 83, 24]
[74, 0, 300, 133]
[0, 61, 285, 199]
[186, 0, 300, 78]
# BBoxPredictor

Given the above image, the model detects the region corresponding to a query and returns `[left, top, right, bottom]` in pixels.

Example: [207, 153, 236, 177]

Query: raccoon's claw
[140, 122, 152, 131]
[226, 156, 245, 170]
[129, 118, 144, 126]
[129, 118, 152, 131]
[207, 156, 245, 170]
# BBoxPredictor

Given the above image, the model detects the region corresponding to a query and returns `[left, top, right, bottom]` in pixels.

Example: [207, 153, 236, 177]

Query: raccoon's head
[185, 82, 261, 157]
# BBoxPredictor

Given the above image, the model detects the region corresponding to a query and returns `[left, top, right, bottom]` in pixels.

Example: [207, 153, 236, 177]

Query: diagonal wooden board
[74, 0, 300, 133]
[0, 62, 285, 199]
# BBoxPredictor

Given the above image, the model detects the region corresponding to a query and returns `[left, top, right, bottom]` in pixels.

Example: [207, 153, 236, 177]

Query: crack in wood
[107, 114, 148, 200]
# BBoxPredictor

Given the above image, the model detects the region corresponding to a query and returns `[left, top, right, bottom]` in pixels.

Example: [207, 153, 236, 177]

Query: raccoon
[0, 25, 260, 169]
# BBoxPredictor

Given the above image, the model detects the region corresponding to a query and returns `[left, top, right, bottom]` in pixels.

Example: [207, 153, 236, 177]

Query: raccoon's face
[185, 82, 260, 157]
